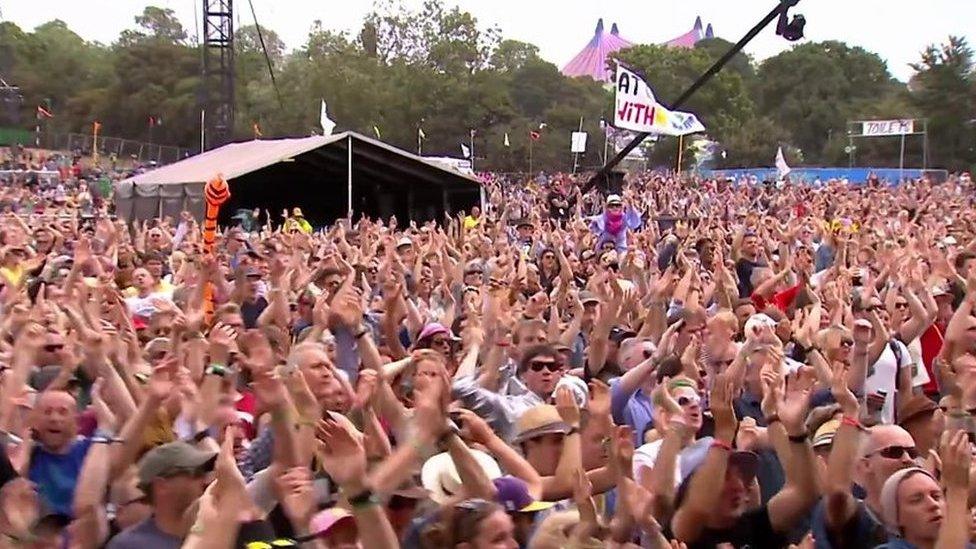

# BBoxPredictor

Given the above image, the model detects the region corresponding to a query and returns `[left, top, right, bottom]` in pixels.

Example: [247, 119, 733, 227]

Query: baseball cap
[417, 322, 459, 342]
[744, 313, 777, 335]
[609, 326, 637, 344]
[421, 450, 502, 504]
[812, 419, 840, 448]
[304, 507, 356, 539]
[675, 445, 760, 506]
[897, 394, 938, 427]
[137, 441, 217, 487]
[493, 476, 555, 513]
[515, 219, 534, 229]
[396, 237, 413, 249]
[606, 194, 623, 205]
[578, 291, 600, 305]
[512, 404, 572, 444]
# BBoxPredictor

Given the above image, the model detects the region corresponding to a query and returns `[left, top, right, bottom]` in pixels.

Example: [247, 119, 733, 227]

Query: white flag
[775, 146, 791, 177]
[320, 100, 336, 135]
[504, 133, 510, 147]
[460, 143, 471, 158]
[418, 127, 426, 140]
[613, 65, 705, 136]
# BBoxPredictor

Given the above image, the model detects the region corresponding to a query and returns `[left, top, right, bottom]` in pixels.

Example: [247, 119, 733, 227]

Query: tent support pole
[347, 135, 353, 219]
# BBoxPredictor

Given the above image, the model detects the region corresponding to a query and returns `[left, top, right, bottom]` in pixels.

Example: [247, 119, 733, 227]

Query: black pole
[582, 0, 798, 195]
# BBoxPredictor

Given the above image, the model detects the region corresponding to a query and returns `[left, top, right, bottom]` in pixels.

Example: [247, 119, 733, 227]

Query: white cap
[744, 313, 777, 336]
[396, 237, 412, 249]
[606, 194, 623, 205]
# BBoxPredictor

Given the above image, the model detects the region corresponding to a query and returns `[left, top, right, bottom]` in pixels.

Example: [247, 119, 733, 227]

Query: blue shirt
[609, 378, 654, 445]
[28, 437, 92, 516]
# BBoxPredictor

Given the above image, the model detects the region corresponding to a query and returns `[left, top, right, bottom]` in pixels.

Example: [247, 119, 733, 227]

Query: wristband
[764, 413, 781, 425]
[788, 432, 809, 444]
[347, 489, 380, 509]
[191, 428, 214, 443]
[353, 328, 369, 340]
[495, 341, 511, 347]
[205, 364, 227, 378]
[711, 439, 732, 452]
[566, 426, 580, 436]
[841, 416, 861, 429]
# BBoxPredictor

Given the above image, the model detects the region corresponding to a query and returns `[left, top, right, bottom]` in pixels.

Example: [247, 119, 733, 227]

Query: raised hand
[315, 413, 367, 488]
[554, 386, 581, 429]
[710, 373, 737, 443]
[830, 361, 859, 417]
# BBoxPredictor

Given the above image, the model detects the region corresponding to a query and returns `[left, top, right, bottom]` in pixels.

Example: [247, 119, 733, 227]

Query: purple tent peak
[562, 16, 714, 81]
[562, 18, 633, 82]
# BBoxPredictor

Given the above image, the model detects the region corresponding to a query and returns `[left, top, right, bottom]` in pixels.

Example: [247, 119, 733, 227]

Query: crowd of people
[0, 144, 975, 549]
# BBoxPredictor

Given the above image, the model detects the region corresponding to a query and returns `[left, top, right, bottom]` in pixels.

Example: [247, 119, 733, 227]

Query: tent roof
[562, 17, 715, 82]
[663, 16, 707, 48]
[116, 131, 481, 188]
[561, 18, 633, 82]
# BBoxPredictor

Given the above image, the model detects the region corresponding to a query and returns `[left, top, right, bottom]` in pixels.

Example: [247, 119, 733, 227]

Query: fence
[700, 167, 950, 185]
[26, 131, 195, 166]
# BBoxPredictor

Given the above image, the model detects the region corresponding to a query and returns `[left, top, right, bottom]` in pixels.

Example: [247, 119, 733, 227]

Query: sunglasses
[840, 338, 854, 348]
[677, 395, 701, 407]
[43, 344, 64, 353]
[894, 302, 908, 309]
[430, 337, 452, 348]
[869, 445, 919, 460]
[528, 360, 562, 373]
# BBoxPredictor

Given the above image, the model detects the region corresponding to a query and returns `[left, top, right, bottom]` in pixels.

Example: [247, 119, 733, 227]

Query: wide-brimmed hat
[512, 404, 572, 444]
[420, 450, 501, 504]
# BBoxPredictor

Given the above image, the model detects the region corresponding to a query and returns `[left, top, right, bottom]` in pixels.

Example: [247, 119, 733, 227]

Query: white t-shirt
[864, 339, 928, 424]
[632, 436, 713, 488]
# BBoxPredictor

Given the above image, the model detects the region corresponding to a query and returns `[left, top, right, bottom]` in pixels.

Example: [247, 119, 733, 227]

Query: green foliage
[1, 3, 973, 171]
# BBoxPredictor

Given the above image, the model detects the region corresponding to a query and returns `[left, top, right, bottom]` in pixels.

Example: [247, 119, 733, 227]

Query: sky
[3, 1, 975, 82]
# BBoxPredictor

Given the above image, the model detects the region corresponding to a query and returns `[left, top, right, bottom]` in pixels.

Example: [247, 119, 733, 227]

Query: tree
[909, 36, 976, 170]
[755, 41, 904, 163]
[134, 6, 187, 44]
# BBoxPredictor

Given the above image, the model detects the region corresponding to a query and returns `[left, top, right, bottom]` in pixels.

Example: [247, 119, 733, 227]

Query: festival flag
[93, 121, 102, 135]
[418, 127, 426, 140]
[460, 143, 471, 158]
[613, 64, 705, 136]
[36, 105, 53, 119]
[319, 99, 336, 135]
[539, 123, 548, 130]
[775, 146, 792, 177]
[372, 125, 382, 139]
[503, 133, 510, 147]
[253, 122, 263, 138]
[148, 115, 162, 127]
[529, 130, 541, 141]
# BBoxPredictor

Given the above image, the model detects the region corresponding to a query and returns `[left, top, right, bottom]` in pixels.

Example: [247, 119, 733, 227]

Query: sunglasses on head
[528, 360, 562, 373]
[869, 445, 918, 460]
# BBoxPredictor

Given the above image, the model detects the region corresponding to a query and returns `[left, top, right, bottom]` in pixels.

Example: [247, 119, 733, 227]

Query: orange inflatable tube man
[203, 175, 230, 320]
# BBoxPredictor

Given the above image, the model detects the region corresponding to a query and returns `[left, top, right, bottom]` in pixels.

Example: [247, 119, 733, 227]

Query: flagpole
[529, 137, 533, 174]
[34, 108, 40, 147]
[469, 129, 475, 172]
[200, 109, 206, 154]
[676, 134, 684, 176]
[92, 122, 100, 165]
[347, 134, 353, 218]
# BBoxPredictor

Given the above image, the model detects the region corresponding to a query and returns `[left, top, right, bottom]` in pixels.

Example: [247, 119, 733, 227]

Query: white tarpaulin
[613, 65, 706, 136]
[861, 119, 914, 136]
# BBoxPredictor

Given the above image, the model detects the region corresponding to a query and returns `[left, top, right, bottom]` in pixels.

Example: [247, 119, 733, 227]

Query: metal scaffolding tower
[202, 0, 235, 149]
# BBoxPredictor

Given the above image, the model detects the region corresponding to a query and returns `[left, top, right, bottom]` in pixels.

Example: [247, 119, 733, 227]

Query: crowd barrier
[701, 167, 950, 184]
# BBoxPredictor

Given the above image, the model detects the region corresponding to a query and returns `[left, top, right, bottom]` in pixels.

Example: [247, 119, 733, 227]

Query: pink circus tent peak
[664, 16, 708, 48]
[561, 16, 715, 82]
[561, 18, 633, 82]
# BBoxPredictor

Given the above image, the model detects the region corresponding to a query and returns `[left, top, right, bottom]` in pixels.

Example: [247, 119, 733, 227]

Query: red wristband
[841, 416, 861, 428]
[495, 341, 510, 347]
[711, 439, 732, 451]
